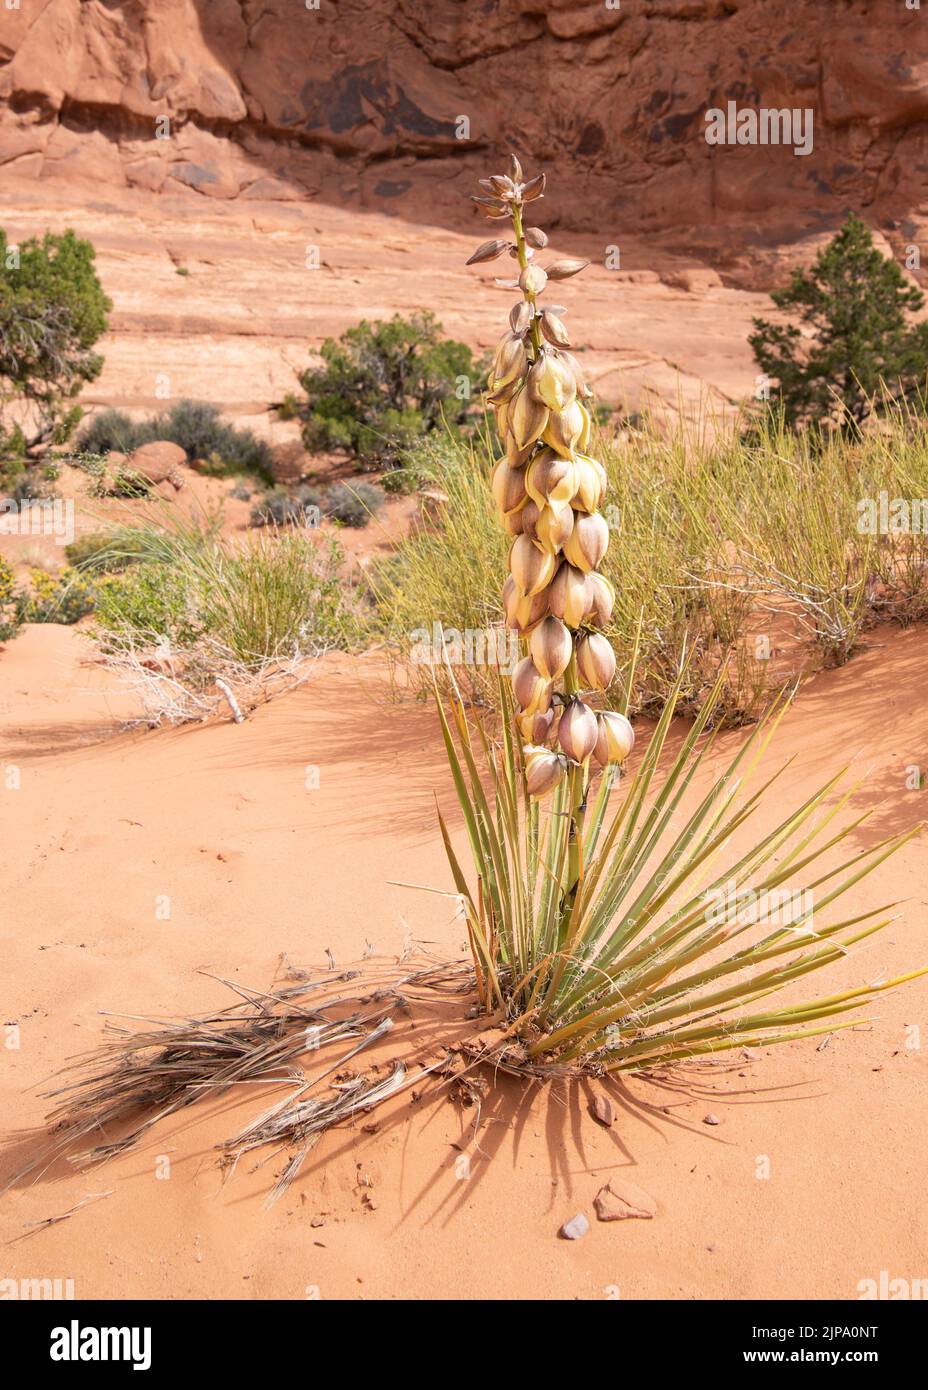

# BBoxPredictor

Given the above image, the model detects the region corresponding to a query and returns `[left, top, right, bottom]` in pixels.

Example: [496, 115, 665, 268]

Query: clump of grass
[376, 400, 928, 723]
[89, 508, 365, 721]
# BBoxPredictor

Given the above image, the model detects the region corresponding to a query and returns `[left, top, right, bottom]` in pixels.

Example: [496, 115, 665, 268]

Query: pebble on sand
[560, 1213, 590, 1240]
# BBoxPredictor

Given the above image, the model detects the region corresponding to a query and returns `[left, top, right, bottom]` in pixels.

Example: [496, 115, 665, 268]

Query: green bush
[18, 567, 97, 624]
[93, 563, 201, 650]
[76, 409, 155, 457]
[324, 481, 384, 528]
[78, 400, 274, 482]
[293, 312, 485, 469]
[750, 214, 928, 430]
[0, 229, 111, 451]
[0, 554, 22, 642]
[249, 484, 322, 528]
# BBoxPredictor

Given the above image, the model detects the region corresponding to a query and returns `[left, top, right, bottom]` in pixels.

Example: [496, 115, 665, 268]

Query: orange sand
[1, 623, 926, 1300]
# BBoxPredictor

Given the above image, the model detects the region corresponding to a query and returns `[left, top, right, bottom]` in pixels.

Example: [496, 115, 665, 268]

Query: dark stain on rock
[300, 63, 457, 141]
[170, 162, 218, 188]
[577, 121, 605, 156]
[374, 179, 411, 197]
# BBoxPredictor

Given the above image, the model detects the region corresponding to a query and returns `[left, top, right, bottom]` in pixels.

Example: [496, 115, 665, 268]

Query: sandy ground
[1, 622, 927, 1301]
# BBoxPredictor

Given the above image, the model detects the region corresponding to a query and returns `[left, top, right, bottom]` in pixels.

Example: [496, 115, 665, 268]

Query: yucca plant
[28, 157, 926, 1198]
[437, 155, 926, 1070]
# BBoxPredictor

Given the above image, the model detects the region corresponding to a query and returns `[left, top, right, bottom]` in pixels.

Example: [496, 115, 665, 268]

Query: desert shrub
[0, 229, 111, 451]
[229, 481, 253, 501]
[0, 554, 22, 641]
[293, 312, 485, 469]
[750, 215, 928, 431]
[78, 400, 274, 482]
[380, 460, 428, 495]
[65, 529, 142, 574]
[2, 466, 59, 503]
[249, 484, 322, 528]
[76, 409, 156, 457]
[19, 567, 97, 624]
[324, 481, 384, 527]
[93, 563, 201, 650]
[153, 400, 273, 480]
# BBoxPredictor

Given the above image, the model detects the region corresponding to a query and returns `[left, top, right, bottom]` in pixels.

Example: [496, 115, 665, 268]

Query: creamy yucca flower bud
[524, 747, 567, 798]
[534, 502, 574, 553]
[558, 699, 599, 763]
[575, 631, 616, 691]
[518, 705, 555, 744]
[530, 615, 573, 681]
[510, 533, 558, 597]
[563, 511, 609, 573]
[525, 450, 576, 514]
[519, 262, 548, 297]
[572, 455, 607, 512]
[587, 571, 615, 627]
[491, 333, 528, 389]
[549, 562, 591, 628]
[528, 353, 576, 412]
[519, 498, 541, 542]
[502, 573, 548, 632]
[508, 383, 549, 455]
[542, 401, 585, 456]
[512, 656, 552, 715]
[492, 458, 528, 517]
[594, 710, 635, 766]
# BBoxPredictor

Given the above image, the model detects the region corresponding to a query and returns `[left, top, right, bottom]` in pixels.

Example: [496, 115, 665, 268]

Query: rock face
[1, 0, 927, 270]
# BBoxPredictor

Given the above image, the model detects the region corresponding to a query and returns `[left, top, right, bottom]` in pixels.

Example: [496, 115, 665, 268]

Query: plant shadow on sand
[0, 958, 828, 1231]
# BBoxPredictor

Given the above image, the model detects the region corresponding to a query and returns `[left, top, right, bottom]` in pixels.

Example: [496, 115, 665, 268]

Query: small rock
[703, 1113, 721, 1126]
[593, 1179, 657, 1222]
[560, 1212, 589, 1240]
[127, 440, 187, 489]
[589, 1092, 614, 1127]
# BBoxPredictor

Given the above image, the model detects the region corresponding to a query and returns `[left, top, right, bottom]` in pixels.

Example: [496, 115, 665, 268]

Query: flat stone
[593, 1179, 657, 1221]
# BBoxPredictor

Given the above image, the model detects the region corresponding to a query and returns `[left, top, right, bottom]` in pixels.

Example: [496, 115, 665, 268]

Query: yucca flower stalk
[436, 155, 927, 1068]
[469, 155, 628, 941]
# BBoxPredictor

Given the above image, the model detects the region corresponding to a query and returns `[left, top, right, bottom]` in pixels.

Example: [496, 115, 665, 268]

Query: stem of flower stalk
[511, 203, 543, 359]
[559, 649, 587, 944]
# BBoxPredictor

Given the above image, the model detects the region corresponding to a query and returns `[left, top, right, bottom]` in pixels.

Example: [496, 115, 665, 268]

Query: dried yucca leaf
[510, 301, 533, 334]
[540, 310, 570, 347]
[545, 258, 589, 280]
[488, 174, 516, 197]
[472, 195, 509, 218]
[466, 239, 510, 265]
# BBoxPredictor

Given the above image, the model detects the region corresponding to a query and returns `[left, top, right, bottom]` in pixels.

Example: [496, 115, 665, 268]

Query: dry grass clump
[377, 400, 928, 726]
[86, 506, 365, 724]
